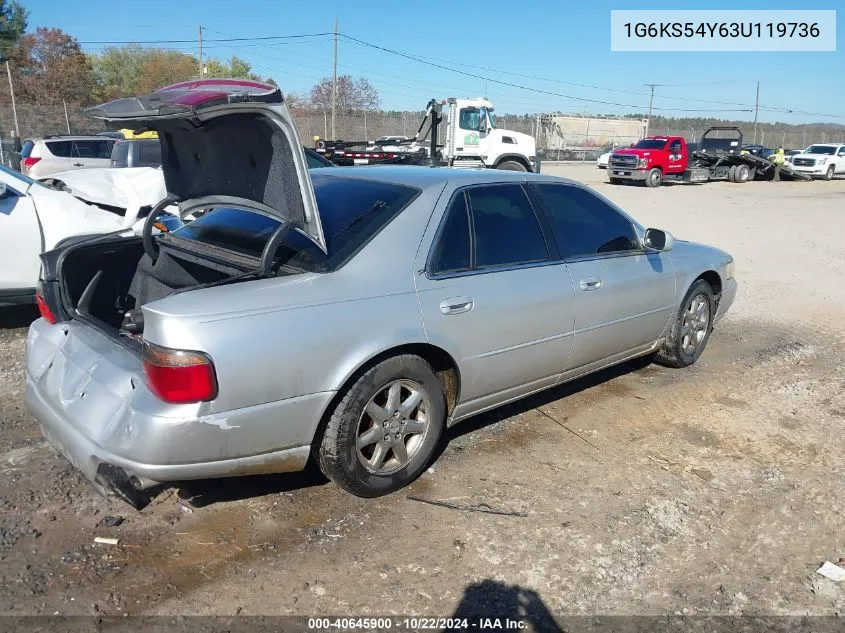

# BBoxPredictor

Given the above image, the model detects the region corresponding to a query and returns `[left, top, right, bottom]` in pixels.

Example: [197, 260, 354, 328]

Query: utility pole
[198, 25, 203, 78]
[62, 99, 71, 134]
[331, 18, 338, 139]
[643, 83, 661, 137]
[5, 60, 19, 137]
[752, 81, 759, 144]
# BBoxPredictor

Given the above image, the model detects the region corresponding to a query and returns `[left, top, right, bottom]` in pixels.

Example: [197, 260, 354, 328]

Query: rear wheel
[645, 168, 662, 188]
[734, 164, 750, 183]
[825, 165, 835, 181]
[497, 160, 527, 172]
[652, 279, 715, 368]
[728, 165, 738, 182]
[318, 355, 446, 497]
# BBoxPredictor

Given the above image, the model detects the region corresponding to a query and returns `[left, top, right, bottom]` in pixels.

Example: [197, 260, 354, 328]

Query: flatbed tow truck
[314, 97, 540, 172]
[608, 126, 811, 187]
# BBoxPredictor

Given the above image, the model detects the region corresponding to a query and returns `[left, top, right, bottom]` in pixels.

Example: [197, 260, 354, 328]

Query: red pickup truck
[608, 136, 696, 187]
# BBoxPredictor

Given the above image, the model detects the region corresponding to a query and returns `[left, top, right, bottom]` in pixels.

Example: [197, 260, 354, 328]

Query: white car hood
[44, 167, 167, 227]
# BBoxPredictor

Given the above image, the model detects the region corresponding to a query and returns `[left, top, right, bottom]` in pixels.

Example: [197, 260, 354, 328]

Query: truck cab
[444, 97, 539, 172]
[608, 136, 688, 187]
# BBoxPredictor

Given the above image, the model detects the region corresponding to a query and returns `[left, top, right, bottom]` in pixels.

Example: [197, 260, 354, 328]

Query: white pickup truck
[788, 143, 845, 180]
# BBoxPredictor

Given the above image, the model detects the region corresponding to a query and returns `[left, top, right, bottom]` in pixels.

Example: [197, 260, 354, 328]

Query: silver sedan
[25, 80, 737, 505]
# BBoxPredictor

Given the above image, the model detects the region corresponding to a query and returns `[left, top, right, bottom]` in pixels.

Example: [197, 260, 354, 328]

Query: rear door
[415, 182, 575, 418]
[70, 140, 114, 170]
[0, 172, 42, 295]
[530, 182, 675, 371]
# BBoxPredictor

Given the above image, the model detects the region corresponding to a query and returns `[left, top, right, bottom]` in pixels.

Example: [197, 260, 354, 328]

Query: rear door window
[430, 193, 471, 274]
[46, 140, 72, 157]
[72, 140, 112, 159]
[466, 184, 549, 268]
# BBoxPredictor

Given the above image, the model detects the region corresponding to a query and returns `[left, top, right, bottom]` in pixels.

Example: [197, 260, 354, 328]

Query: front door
[415, 183, 575, 417]
[530, 182, 676, 370]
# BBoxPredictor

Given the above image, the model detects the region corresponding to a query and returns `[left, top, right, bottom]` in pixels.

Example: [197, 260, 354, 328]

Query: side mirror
[478, 118, 488, 134]
[643, 228, 673, 252]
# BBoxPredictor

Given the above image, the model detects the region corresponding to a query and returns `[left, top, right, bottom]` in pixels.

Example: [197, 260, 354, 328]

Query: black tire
[825, 165, 835, 181]
[652, 279, 716, 369]
[317, 355, 446, 498]
[728, 165, 738, 183]
[497, 160, 527, 172]
[609, 177, 622, 185]
[645, 168, 662, 188]
[734, 164, 750, 183]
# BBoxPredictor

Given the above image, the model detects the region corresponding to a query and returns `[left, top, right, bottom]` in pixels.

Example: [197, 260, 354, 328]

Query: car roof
[312, 165, 573, 189]
[34, 135, 115, 142]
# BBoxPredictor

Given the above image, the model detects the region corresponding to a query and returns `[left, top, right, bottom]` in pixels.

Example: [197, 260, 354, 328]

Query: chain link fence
[1, 103, 842, 168]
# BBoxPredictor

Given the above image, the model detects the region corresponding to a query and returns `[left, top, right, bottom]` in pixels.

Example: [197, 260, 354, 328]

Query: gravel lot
[1, 164, 844, 621]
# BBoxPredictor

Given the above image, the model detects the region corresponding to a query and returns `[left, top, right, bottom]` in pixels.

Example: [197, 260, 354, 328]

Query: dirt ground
[1, 165, 844, 623]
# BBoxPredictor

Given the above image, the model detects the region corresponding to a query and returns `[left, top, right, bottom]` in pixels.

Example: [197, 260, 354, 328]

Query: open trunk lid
[84, 79, 326, 253]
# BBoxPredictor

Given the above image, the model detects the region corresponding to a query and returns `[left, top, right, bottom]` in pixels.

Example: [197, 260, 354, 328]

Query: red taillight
[35, 287, 56, 324]
[142, 341, 218, 404]
[23, 157, 41, 170]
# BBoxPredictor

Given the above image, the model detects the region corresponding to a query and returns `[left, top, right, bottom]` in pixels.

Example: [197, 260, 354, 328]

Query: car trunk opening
[57, 237, 274, 338]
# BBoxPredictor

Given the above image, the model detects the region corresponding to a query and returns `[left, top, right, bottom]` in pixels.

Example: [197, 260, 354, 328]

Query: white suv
[19, 135, 117, 179]
[789, 143, 845, 180]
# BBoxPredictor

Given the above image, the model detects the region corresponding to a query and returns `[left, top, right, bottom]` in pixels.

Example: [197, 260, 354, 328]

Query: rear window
[46, 140, 72, 157]
[72, 140, 112, 159]
[20, 140, 34, 158]
[168, 175, 419, 273]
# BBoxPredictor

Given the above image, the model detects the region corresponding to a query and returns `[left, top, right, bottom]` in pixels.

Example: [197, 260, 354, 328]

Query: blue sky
[26, 0, 843, 124]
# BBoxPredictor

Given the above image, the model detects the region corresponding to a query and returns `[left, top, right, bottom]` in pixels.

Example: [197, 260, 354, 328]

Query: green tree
[92, 44, 145, 100]
[0, 0, 27, 62]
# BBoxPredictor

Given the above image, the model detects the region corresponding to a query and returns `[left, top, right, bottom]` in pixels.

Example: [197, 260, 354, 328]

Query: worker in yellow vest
[770, 147, 785, 182]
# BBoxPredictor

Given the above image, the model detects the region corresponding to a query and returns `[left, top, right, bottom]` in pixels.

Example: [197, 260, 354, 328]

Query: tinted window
[110, 141, 129, 167]
[467, 185, 548, 268]
[533, 184, 638, 258]
[20, 140, 34, 158]
[431, 193, 471, 274]
[72, 140, 112, 159]
[46, 140, 72, 157]
[170, 175, 418, 273]
[138, 140, 162, 166]
[669, 140, 682, 153]
[806, 145, 836, 155]
[305, 148, 333, 169]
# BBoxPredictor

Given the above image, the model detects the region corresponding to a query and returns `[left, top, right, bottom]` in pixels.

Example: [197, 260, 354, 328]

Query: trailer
[608, 126, 811, 187]
[314, 97, 540, 173]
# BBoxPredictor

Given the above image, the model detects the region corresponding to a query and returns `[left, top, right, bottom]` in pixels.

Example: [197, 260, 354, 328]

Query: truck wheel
[645, 168, 662, 188]
[497, 160, 527, 172]
[825, 165, 835, 181]
[609, 177, 622, 185]
[734, 164, 750, 183]
[728, 165, 738, 182]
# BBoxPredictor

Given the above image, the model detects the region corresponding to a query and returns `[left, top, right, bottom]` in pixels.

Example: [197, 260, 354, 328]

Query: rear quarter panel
[141, 183, 446, 414]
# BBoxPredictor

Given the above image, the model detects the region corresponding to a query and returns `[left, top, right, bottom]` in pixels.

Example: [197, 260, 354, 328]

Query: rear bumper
[25, 318, 334, 490]
[609, 167, 648, 180]
[715, 278, 737, 323]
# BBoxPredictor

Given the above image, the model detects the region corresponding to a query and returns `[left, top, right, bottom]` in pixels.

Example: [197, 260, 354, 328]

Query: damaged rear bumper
[25, 318, 333, 500]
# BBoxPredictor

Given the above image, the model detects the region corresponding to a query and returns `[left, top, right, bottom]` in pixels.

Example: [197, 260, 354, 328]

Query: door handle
[579, 278, 603, 291]
[439, 297, 473, 315]
[72, 162, 84, 167]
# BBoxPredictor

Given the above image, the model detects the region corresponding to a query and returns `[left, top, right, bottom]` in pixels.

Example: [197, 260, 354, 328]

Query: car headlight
[637, 158, 648, 168]
[725, 259, 735, 280]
